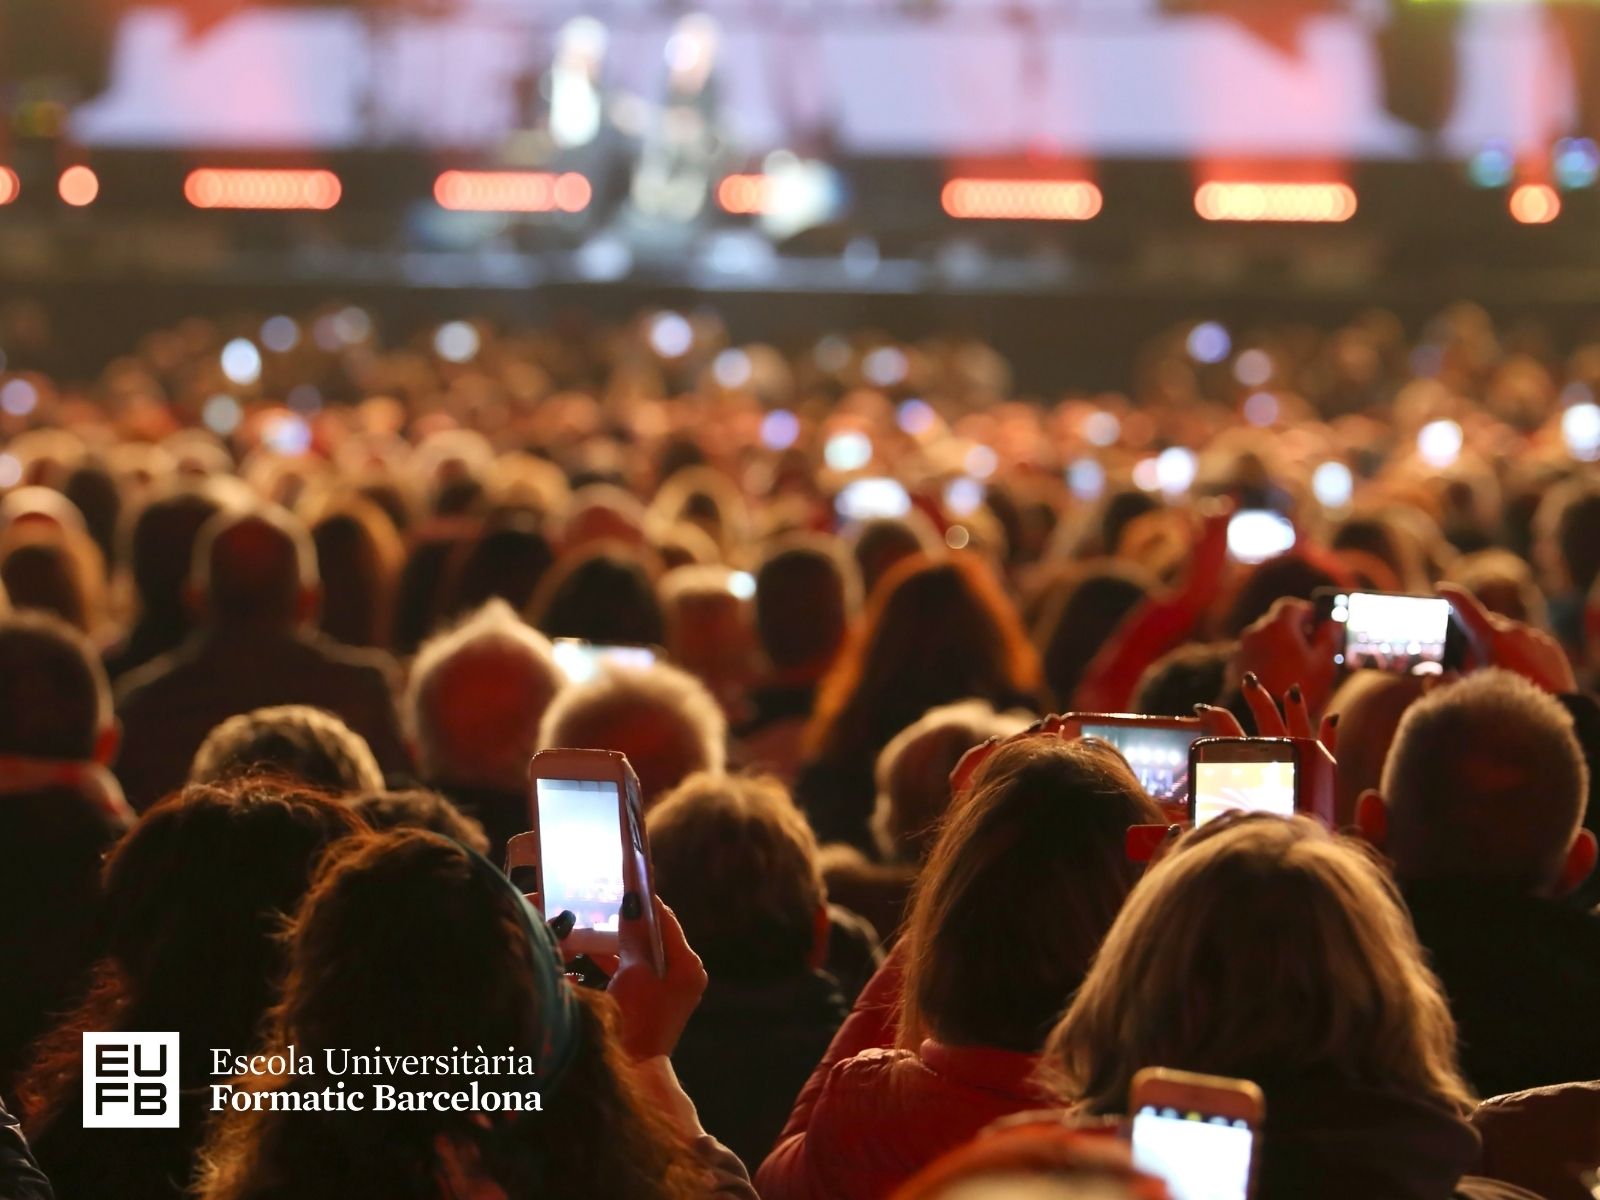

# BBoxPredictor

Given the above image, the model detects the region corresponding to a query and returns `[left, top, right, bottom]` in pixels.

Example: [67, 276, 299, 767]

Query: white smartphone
[512, 748, 665, 974]
[1130, 1067, 1264, 1200]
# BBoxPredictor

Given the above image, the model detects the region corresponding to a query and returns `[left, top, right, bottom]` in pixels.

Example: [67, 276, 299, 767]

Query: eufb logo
[81, 1033, 180, 1128]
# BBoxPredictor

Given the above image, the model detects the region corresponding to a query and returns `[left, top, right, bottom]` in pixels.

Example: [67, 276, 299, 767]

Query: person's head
[1320, 670, 1424, 827]
[1043, 816, 1471, 1117]
[19, 780, 362, 1125]
[346, 788, 489, 855]
[1221, 551, 1347, 637]
[850, 515, 940, 600]
[529, 543, 666, 646]
[190, 705, 385, 795]
[1033, 563, 1154, 709]
[657, 564, 756, 696]
[0, 610, 116, 764]
[648, 772, 826, 983]
[810, 554, 1041, 763]
[197, 831, 703, 1200]
[755, 536, 857, 680]
[122, 485, 226, 638]
[446, 518, 556, 617]
[872, 700, 1031, 866]
[0, 522, 104, 633]
[893, 1120, 1170, 1200]
[898, 737, 1162, 1053]
[310, 500, 402, 649]
[1131, 641, 1235, 717]
[407, 599, 565, 792]
[1537, 478, 1600, 597]
[188, 505, 320, 632]
[1357, 669, 1593, 895]
[538, 662, 725, 807]
[1445, 548, 1549, 629]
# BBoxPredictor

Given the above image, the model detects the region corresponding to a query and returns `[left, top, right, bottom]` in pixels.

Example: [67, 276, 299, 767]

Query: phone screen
[1080, 723, 1199, 804]
[1226, 510, 1296, 565]
[1132, 1103, 1256, 1200]
[551, 640, 657, 686]
[1330, 592, 1451, 676]
[1193, 759, 1296, 827]
[536, 778, 625, 933]
[835, 477, 911, 522]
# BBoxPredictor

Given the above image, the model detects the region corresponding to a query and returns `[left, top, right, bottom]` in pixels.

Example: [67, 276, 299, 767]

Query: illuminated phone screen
[1331, 592, 1450, 676]
[1193, 759, 1296, 827]
[1226, 510, 1295, 565]
[1132, 1104, 1255, 1200]
[551, 640, 657, 685]
[536, 778, 624, 933]
[1080, 723, 1199, 804]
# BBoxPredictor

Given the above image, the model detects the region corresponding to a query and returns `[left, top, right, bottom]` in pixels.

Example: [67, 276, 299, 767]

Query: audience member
[189, 704, 385, 795]
[346, 787, 489, 854]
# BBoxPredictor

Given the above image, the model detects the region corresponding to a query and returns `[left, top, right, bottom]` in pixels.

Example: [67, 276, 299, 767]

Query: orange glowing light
[940, 178, 1103, 221]
[718, 174, 773, 215]
[58, 166, 99, 207]
[1509, 183, 1560, 224]
[0, 168, 18, 206]
[185, 168, 342, 210]
[433, 171, 591, 213]
[1194, 181, 1357, 223]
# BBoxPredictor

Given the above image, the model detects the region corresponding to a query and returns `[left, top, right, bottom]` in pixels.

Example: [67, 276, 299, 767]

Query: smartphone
[1226, 509, 1296, 565]
[515, 748, 666, 974]
[1312, 589, 1462, 676]
[1058, 713, 1203, 807]
[834, 476, 911, 522]
[1130, 1067, 1264, 1200]
[550, 638, 658, 686]
[1188, 737, 1299, 828]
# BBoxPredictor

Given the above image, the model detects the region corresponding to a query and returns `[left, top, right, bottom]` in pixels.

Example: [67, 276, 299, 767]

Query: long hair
[897, 737, 1162, 1053]
[196, 831, 704, 1200]
[1041, 815, 1473, 1116]
[18, 780, 362, 1133]
[807, 554, 1041, 767]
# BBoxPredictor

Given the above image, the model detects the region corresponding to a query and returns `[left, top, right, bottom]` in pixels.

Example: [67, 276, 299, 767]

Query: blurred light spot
[964, 444, 998, 479]
[760, 409, 800, 451]
[1132, 457, 1161, 492]
[203, 394, 243, 436]
[260, 316, 300, 354]
[1243, 391, 1280, 427]
[1068, 457, 1105, 501]
[220, 339, 262, 386]
[1469, 144, 1514, 189]
[1313, 461, 1354, 508]
[0, 379, 38, 417]
[1510, 183, 1560, 225]
[263, 414, 311, 456]
[897, 398, 936, 435]
[1418, 419, 1463, 468]
[728, 570, 756, 600]
[287, 384, 322, 414]
[824, 431, 872, 472]
[434, 321, 480, 363]
[649, 312, 693, 359]
[1233, 349, 1272, 387]
[712, 349, 752, 388]
[1156, 447, 1197, 495]
[1563, 402, 1600, 462]
[0, 453, 20, 488]
[863, 346, 909, 387]
[814, 336, 851, 373]
[944, 477, 985, 517]
[1084, 411, 1121, 447]
[945, 524, 971, 549]
[58, 165, 98, 207]
[1187, 322, 1232, 364]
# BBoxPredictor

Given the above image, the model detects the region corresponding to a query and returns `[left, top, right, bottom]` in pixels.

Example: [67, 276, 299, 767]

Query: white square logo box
[81, 1032, 180, 1128]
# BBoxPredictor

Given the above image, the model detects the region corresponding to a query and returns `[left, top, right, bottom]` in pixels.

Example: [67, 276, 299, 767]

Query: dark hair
[898, 737, 1162, 1052]
[0, 610, 107, 760]
[311, 504, 400, 649]
[19, 780, 362, 1132]
[190, 705, 384, 795]
[1132, 641, 1235, 717]
[1556, 485, 1600, 595]
[196, 831, 703, 1200]
[447, 518, 556, 617]
[1222, 552, 1347, 637]
[529, 544, 665, 646]
[850, 517, 934, 600]
[755, 539, 853, 671]
[122, 487, 225, 645]
[348, 788, 489, 854]
[192, 508, 316, 628]
[0, 531, 94, 632]
[62, 461, 121, 569]
[1034, 564, 1153, 709]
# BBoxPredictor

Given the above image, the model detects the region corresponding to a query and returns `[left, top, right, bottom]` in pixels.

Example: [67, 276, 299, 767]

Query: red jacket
[755, 1038, 1049, 1200]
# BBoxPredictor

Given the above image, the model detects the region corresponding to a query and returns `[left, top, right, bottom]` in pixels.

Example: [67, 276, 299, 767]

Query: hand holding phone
[607, 896, 708, 1061]
[1312, 589, 1463, 677]
[1130, 1067, 1263, 1200]
[1055, 713, 1204, 811]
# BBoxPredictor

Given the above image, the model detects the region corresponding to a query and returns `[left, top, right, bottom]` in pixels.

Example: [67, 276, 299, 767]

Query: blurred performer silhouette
[631, 13, 730, 225]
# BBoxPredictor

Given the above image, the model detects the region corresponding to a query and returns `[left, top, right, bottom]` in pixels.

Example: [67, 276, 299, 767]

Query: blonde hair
[1042, 816, 1472, 1115]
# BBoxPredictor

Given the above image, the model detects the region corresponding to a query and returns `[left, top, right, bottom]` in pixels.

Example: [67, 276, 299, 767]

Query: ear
[295, 582, 323, 627]
[93, 719, 121, 767]
[1354, 788, 1388, 849]
[1558, 829, 1599, 898]
[807, 902, 831, 972]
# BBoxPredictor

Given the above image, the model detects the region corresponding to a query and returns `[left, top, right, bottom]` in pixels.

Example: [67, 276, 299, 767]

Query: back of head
[190, 705, 384, 795]
[894, 1120, 1170, 1200]
[1222, 552, 1345, 637]
[900, 737, 1162, 1053]
[538, 662, 725, 807]
[125, 486, 225, 625]
[1380, 669, 1588, 890]
[192, 506, 318, 630]
[0, 610, 108, 762]
[529, 544, 666, 646]
[447, 518, 555, 616]
[1044, 817, 1469, 1116]
[873, 699, 1031, 865]
[852, 516, 937, 599]
[1131, 641, 1234, 717]
[311, 502, 401, 649]
[407, 599, 565, 791]
[756, 538, 856, 674]
[1552, 482, 1600, 595]
[648, 773, 822, 984]
[0, 525, 98, 632]
[1035, 564, 1153, 709]
[347, 788, 489, 855]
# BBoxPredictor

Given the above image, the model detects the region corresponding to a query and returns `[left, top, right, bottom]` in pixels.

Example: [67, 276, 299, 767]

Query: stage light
[186, 168, 341, 210]
[1555, 139, 1600, 190]
[717, 174, 771, 215]
[941, 178, 1102, 221]
[0, 168, 19, 206]
[1194, 181, 1356, 223]
[648, 312, 693, 359]
[824, 431, 872, 471]
[433, 171, 590, 213]
[1156, 447, 1197, 496]
[58, 166, 98, 207]
[1509, 183, 1560, 224]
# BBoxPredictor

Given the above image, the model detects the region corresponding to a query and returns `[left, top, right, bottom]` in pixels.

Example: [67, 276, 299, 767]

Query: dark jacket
[0, 779, 127, 1096]
[672, 970, 847, 1170]
[1404, 877, 1600, 1098]
[0, 1097, 52, 1200]
[114, 628, 408, 811]
[1473, 1080, 1600, 1200]
[429, 782, 530, 869]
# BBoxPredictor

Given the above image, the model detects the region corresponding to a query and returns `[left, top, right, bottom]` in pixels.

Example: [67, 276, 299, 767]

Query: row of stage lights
[0, 164, 1578, 226]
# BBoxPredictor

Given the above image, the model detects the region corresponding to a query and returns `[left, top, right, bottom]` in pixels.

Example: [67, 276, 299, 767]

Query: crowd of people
[1, 299, 1599, 1199]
